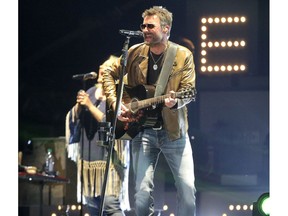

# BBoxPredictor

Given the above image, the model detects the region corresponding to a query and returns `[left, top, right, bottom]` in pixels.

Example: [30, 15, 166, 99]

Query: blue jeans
[131, 128, 196, 216]
[85, 195, 124, 216]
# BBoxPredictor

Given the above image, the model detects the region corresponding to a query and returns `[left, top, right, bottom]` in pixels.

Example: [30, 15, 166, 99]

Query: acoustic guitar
[111, 84, 196, 139]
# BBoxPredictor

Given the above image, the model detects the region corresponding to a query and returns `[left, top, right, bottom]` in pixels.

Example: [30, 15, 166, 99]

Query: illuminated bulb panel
[222, 203, 253, 216]
[200, 15, 248, 74]
[201, 64, 246, 73]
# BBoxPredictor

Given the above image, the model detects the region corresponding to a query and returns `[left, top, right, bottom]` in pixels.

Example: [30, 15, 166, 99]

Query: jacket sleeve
[102, 57, 122, 109]
[172, 47, 196, 110]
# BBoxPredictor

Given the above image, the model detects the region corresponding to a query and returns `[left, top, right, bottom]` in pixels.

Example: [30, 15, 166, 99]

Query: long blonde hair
[98, 55, 119, 84]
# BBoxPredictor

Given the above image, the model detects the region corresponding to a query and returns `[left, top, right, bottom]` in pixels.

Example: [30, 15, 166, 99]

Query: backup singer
[66, 56, 130, 216]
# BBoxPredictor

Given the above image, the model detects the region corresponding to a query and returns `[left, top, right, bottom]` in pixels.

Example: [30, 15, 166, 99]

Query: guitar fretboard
[127, 90, 194, 113]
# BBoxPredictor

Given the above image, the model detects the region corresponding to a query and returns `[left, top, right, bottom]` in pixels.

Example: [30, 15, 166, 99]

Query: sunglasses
[140, 24, 156, 30]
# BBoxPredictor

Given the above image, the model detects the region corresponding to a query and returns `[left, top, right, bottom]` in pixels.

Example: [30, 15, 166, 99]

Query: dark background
[19, 0, 269, 192]
[19, 0, 198, 140]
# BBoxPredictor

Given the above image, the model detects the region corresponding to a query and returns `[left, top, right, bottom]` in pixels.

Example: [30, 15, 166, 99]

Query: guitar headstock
[175, 88, 197, 100]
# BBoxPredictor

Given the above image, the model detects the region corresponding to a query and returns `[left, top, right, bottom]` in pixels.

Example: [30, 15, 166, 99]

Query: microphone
[119, 29, 143, 38]
[72, 72, 97, 80]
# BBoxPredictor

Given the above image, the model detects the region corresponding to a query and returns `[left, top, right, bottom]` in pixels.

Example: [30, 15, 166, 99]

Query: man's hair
[142, 6, 173, 36]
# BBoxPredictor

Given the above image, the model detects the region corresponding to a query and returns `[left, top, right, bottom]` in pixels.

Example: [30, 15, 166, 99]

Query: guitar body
[112, 84, 196, 139]
[125, 84, 155, 101]
[114, 85, 161, 139]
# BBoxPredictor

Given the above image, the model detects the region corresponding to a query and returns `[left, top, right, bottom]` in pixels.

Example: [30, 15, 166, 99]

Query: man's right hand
[112, 101, 130, 122]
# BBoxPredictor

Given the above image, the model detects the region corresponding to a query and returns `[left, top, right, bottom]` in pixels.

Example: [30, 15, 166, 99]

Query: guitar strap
[154, 42, 178, 97]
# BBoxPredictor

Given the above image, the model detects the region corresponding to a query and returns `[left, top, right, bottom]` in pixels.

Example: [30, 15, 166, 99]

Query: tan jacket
[102, 41, 196, 141]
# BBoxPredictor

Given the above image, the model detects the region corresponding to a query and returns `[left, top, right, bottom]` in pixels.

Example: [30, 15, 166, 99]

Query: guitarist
[102, 6, 197, 216]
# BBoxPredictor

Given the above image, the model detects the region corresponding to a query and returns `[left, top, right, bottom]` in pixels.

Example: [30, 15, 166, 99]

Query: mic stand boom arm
[98, 36, 130, 216]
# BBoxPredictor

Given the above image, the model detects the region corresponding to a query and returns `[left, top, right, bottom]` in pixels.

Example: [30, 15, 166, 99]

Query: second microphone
[72, 72, 97, 81]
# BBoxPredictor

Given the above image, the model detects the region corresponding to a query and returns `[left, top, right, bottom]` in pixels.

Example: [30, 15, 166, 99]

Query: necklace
[150, 51, 165, 70]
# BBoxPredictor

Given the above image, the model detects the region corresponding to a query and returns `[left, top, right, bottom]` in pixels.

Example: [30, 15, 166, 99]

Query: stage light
[240, 65, 246, 71]
[163, 205, 168, 211]
[236, 204, 241, 210]
[214, 17, 220, 23]
[240, 16, 246, 22]
[227, 41, 233, 47]
[233, 65, 239, 71]
[214, 65, 220, 72]
[234, 17, 240, 23]
[252, 192, 270, 216]
[243, 204, 248, 210]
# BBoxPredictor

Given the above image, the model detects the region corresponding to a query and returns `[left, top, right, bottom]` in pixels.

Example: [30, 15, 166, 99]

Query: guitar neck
[137, 94, 170, 110]
[125, 85, 195, 113]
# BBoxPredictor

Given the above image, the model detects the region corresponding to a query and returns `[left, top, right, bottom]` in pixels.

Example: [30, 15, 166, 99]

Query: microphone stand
[98, 36, 131, 216]
[79, 79, 87, 216]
